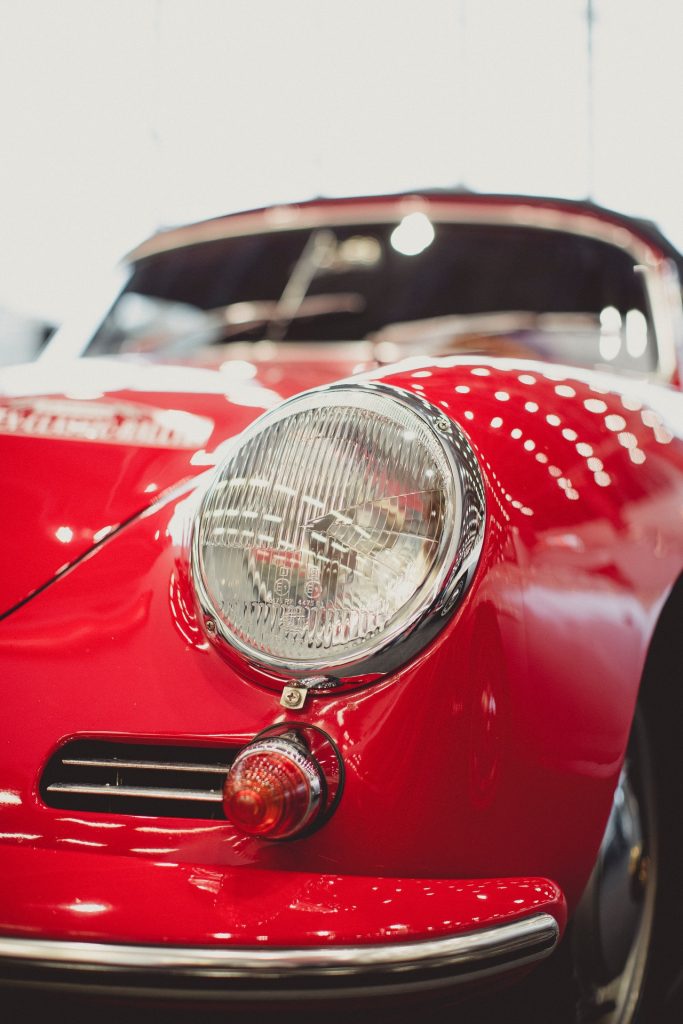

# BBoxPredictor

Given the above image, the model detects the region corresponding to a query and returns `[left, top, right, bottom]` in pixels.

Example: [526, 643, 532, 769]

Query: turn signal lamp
[224, 733, 325, 839]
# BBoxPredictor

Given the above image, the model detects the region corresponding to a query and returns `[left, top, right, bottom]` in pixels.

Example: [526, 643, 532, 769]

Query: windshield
[86, 219, 656, 375]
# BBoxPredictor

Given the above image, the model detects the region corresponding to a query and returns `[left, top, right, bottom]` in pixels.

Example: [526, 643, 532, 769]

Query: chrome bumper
[0, 913, 559, 1001]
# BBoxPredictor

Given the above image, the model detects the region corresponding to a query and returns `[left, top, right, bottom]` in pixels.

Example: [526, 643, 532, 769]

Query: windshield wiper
[215, 292, 365, 339]
[266, 229, 339, 341]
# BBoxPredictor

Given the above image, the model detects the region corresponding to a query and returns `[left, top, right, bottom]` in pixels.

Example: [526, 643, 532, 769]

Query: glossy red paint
[0, 352, 372, 616]
[0, 356, 681, 952]
[0, 843, 564, 945]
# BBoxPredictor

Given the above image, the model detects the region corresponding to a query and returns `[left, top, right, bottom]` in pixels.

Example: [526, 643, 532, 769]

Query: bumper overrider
[0, 847, 565, 1002]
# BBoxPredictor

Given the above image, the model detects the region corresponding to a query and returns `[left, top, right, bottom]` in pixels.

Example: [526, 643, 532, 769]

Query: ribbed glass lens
[195, 389, 461, 674]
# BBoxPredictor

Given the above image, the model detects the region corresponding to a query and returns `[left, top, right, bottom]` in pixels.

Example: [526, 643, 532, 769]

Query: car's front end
[1, 194, 682, 1018]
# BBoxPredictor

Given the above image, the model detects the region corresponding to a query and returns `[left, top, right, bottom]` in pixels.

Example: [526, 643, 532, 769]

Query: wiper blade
[266, 229, 339, 341]
[214, 292, 365, 339]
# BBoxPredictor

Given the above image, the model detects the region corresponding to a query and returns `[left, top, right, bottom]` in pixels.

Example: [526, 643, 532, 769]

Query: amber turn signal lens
[224, 735, 324, 840]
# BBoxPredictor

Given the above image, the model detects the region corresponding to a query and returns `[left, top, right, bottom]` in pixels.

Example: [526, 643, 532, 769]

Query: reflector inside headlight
[192, 385, 484, 681]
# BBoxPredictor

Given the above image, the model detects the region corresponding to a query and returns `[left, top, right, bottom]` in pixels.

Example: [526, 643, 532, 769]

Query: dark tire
[570, 710, 658, 1023]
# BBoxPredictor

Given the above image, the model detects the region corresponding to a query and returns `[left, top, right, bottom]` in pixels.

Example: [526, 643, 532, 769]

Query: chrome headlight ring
[191, 382, 485, 690]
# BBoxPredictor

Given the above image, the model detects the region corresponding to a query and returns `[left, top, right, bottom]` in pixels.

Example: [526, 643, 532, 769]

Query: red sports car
[1, 194, 682, 1022]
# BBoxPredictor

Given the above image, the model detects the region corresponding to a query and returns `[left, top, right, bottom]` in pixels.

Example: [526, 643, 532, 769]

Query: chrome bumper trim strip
[0, 913, 559, 999]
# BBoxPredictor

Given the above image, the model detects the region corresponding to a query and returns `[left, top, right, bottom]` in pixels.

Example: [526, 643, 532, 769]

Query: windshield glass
[87, 220, 656, 375]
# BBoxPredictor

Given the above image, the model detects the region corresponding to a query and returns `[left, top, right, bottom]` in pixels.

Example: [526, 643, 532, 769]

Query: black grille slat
[41, 740, 236, 820]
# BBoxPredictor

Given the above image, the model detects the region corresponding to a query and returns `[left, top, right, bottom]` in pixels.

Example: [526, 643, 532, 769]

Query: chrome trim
[190, 381, 486, 686]
[130, 199, 659, 267]
[0, 913, 559, 998]
[61, 757, 229, 774]
[46, 783, 223, 803]
[640, 257, 683, 382]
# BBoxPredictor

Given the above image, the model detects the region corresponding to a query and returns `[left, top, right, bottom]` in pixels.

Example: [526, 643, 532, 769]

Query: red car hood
[0, 350, 372, 615]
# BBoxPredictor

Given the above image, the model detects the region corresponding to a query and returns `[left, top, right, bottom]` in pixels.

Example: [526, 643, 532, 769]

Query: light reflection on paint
[64, 901, 110, 915]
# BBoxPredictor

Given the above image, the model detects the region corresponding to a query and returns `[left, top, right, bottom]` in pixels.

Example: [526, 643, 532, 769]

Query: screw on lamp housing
[281, 686, 307, 709]
[280, 676, 335, 709]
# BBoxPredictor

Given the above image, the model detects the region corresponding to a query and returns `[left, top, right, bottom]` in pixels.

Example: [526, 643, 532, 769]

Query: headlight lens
[192, 384, 484, 683]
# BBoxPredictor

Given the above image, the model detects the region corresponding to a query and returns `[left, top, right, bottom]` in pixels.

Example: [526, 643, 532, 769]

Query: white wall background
[0, 0, 681, 325]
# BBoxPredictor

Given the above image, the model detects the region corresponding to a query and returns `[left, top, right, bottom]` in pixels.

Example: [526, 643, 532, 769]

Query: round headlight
[192, 383, 484, 685]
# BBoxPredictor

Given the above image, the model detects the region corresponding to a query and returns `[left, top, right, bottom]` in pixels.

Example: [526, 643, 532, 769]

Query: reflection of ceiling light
[64, 901, 109, 914]
[390, 213, 435, 256]
[219, 359, 257, 379]
[599, 305, 622, 331]
[599, 332, 621, 361]
[599, 305, 623, 361]
[625, 309, 648, 357]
